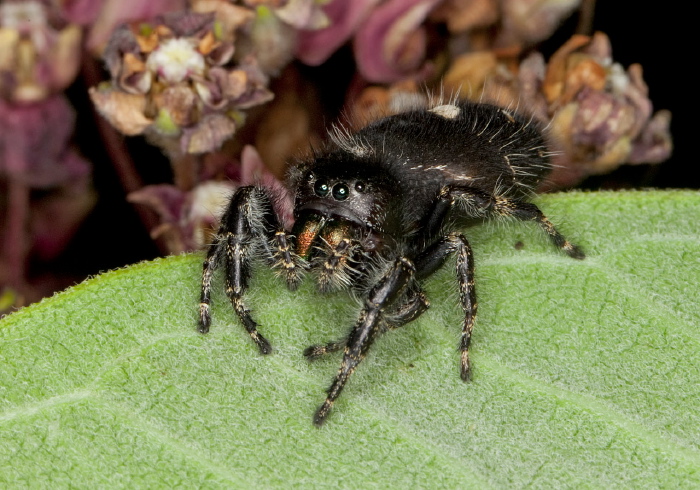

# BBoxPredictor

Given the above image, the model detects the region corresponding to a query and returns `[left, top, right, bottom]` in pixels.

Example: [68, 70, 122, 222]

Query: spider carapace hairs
[198, 99, 585, 426]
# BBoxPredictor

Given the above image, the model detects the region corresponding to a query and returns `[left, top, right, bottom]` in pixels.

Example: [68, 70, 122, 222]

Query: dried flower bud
[90, 9, 275, 156]
[0, 0, 82, 103]
[439, 32, 672, 188]
[126, 144, 290, 253]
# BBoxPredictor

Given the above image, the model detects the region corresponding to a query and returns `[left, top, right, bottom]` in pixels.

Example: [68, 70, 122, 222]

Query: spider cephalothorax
[198, 100, 585, 425]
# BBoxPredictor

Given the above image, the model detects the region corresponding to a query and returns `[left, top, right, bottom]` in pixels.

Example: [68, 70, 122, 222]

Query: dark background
[44, 2, 693, 290]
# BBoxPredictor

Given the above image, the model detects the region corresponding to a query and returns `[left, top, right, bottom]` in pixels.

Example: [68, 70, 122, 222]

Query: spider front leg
[198, 186, 302, 354]
[313, 257, 415, 425]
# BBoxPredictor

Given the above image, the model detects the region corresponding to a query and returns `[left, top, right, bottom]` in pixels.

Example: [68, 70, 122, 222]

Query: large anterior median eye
[332, 183, 349, 200]
[314, 180, 330, 196]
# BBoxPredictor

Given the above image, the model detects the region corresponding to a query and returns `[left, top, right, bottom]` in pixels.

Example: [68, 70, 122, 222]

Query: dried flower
[89, 9, 275, 157]
[296, 0, 380, 66]
[438, 32, 672, 189]
[0, 1, 93, 308]
[297, 0, 442, 83]
[127, 145, 292, 253]
[0, 0, 82, 102]
[431, 0, 581, 50]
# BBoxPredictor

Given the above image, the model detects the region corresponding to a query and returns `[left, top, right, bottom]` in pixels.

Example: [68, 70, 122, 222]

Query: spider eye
[304, 171, 315, 181]
[332, 183, 349, 200]
[354, 181, 365, 193]
[314, 180, 330, 197]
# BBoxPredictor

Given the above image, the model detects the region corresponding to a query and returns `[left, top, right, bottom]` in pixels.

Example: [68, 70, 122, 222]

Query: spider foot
[251, 330, 272, 355]
[303, 340, 346, 360]
[460, 349, 472, 382]
[198, 302, 211, 333]
[313, 399, 333, 426]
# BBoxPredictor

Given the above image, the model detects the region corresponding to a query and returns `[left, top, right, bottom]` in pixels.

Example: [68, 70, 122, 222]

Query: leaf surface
[1, 190, 699, 488]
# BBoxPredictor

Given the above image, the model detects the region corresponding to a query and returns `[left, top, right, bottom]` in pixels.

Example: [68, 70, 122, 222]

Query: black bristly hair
[198, 98, 584, 426]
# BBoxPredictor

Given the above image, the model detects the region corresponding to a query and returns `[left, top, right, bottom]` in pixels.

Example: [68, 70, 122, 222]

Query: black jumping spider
[198, 99, 584, 425]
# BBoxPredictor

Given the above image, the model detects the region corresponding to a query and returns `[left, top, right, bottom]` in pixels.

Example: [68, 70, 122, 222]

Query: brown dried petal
[542, 33, 591, 104]
[153, 84, 197, 127]
[181, 113, 236, 154]
[443, 51, 499, 96]
[559, 55, 607, 105]
[119, 52, 152, 94]
[133, 26, 160, 53]
[190, 0, 255, 41]
[429, 0, 499, 33]
[499, 0, 581, 46]
[89, 84, 152, 135]
[198, 30, 216, 55]
[274, 0, 330, 29]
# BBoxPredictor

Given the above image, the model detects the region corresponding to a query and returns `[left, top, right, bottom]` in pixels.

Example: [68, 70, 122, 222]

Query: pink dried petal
[620, 63, 652, 139]
[582, 30, 613, 60]
[353, 0, 443, 83]
[628, 109, 673, 164]
[185, 180, 237, 248]
[89, 84, 152, 135]
[126, 184, 186, 225]
[180, 113, 237, 154]
[101, 24, 142, 79]
[31, 178, 97, 261]
[0, 95, 89, 188]
[572, 88, 635, 150]
[231, 58, 274, 109]
[58, 0, 105, 25]
[296, 0, 380, 66]
[194, 68, 227, 109]
[159, 10, 215, 38]
[204, 40, 235, 66]
[240, 144, 294, 227]
[517, 51, 549, 122]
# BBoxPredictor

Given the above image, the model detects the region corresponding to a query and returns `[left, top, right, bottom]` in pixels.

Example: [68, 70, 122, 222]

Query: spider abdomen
[353, 101, 552, 201]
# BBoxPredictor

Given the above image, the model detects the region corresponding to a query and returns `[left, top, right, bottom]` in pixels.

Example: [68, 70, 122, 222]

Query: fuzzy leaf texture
[1, 190, 699, 488]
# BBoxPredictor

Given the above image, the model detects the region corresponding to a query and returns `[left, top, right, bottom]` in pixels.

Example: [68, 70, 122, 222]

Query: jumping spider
[198, 100, 585, 425]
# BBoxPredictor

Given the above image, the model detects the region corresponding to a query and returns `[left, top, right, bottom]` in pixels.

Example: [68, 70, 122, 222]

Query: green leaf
[1, 190, 699, 488]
